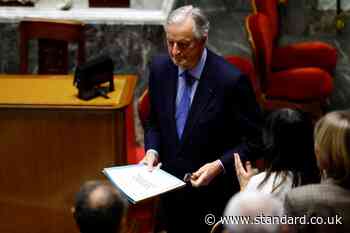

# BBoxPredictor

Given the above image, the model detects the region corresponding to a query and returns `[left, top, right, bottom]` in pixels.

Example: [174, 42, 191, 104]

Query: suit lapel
[164, 61, 180, 146]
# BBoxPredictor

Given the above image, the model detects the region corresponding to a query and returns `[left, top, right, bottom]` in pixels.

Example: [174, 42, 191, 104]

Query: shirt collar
[178, 48, 207, 80]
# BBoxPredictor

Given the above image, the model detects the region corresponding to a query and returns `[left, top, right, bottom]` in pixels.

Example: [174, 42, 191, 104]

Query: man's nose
[171, 43, 181, 56]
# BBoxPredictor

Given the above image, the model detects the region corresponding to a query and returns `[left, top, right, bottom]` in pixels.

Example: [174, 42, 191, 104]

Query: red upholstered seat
[253, 0, 280, 40]
[245, 13, 333, 116]
[272, 42, 337, 73]
[252, 0, 337, 74]
[267, 68, 333, 101]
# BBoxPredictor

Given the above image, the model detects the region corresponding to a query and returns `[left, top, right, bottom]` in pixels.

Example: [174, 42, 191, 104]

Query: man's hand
[190, 160, 223, 187]
[139, 150, 161, 171]
[234, 153, 258, 191]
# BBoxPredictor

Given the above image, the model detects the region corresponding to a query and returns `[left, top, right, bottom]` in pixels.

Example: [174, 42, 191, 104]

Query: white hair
[165, 5, 209, 39]
[223, 191, 285, 233]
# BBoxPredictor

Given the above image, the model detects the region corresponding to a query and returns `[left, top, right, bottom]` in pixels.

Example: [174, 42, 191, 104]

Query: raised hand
[234, 153, 258, 191]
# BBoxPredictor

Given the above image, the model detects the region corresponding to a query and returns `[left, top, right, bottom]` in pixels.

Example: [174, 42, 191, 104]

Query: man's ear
[197, 36, 207, 50]
[202, 35, 208, 44]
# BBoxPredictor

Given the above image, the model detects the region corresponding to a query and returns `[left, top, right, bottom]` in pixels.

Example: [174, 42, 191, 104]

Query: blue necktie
[176, 71, 195, 139]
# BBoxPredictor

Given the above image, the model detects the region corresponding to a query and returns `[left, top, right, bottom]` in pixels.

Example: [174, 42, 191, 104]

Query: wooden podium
[0, 75, 136, 233]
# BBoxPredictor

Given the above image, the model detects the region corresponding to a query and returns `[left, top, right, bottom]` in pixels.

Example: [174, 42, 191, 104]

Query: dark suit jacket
[145, 49, 262, 180]
[144, 49, 262, 232]
[285, 178, 350, 233]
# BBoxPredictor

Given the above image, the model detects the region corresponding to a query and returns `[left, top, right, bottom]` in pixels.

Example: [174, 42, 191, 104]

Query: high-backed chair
[245, 13, 333, 117]
[19, 18, 85, 74]
[252, 0, 337, 74]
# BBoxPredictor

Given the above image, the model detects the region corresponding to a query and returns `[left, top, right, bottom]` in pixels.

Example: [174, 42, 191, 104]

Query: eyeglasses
[166, 39, 196, 51]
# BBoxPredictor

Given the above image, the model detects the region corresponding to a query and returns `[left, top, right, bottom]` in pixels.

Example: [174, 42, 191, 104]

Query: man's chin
[172, 59, 189, 69]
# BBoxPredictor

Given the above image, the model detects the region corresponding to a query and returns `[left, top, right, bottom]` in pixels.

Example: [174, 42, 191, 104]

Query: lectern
[0, 74, 136, 233]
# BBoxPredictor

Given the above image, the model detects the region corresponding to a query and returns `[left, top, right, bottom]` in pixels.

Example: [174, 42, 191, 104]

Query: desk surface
[0, 74, 137, 109]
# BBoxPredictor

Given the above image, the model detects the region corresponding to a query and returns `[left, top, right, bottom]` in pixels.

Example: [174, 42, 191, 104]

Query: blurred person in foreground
[72, 180, 128, 233]
[223, 191, 289, 233]
[285, 110, 350, 233]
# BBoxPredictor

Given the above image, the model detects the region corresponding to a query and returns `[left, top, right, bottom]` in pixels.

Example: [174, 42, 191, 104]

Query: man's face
[165, 17, 206, 70]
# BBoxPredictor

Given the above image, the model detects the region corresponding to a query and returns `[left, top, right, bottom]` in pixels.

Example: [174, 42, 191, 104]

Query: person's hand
[139, 150, 161, 171]
[190, 160, 223, 187]
[234, 153, 258, 191]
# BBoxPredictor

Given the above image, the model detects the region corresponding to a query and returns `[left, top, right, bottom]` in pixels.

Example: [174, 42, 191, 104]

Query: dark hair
[73, 181, 127, 233]
[259, 108, 319, 191]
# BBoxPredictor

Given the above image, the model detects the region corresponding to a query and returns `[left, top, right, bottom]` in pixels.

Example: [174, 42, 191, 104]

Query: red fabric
[247, 13, 274, 91]
[125, 104, 145, 164]
[125, 89, 150, 164]
[225, 56, 253, 76]
[253, 0, 279, 40]
[246, 13, 334, 105]
[252, 0, 337, 74]
[272, 42, 337, 73]
[125, 104, 137, 161]
[266, 67, 333, 100]
[225, 55, 261, 97]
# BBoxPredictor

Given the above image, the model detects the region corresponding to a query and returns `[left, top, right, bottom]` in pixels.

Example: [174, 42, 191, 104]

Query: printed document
[103, 164, 186, 203]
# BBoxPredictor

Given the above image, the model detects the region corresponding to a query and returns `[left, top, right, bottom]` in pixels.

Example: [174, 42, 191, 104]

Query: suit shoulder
[206, 53, 250, 93]
[207, 50, 243, 80]
[287, 184, 321, 199]
[150, 54, 172, 68]
[148, 53, 176, 85]
[286, 183, 350, 222]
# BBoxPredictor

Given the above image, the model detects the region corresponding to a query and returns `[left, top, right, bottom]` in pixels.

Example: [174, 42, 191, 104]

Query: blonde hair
[314, 111, 350, 187]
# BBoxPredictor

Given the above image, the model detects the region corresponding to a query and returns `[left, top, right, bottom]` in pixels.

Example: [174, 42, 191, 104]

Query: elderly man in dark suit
[140, 5, 262, 233]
